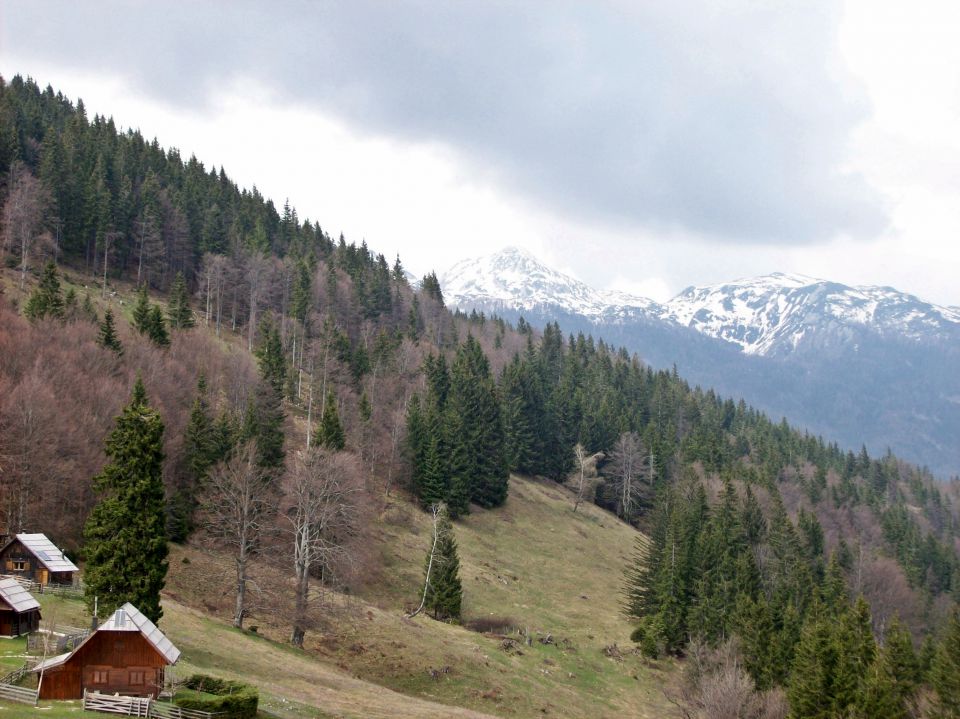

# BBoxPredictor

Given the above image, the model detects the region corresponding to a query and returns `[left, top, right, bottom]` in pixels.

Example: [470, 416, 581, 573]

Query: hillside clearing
[165, 474, 677, 718]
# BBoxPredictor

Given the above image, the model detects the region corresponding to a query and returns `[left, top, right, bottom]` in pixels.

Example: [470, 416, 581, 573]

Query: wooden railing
[82, 690, 222, 719]
[0, 682, 38, 705]
[27, 627, 89, 654]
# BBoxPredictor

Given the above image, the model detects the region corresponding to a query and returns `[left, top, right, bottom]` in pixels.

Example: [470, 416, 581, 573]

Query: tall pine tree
[83, 377, 168, 623]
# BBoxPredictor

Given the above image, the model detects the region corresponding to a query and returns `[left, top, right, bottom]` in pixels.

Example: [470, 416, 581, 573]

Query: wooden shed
[0, 577, 40, 637]
[0, 533, 79, 586]
[33, 603, 180, 700]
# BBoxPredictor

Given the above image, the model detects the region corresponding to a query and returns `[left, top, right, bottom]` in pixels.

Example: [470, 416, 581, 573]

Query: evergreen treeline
[4, 74, 960, 713]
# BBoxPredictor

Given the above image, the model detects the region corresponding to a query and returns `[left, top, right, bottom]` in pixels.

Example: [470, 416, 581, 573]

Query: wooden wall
[0, 608, 40, 637]
[38, 631, 167, 700]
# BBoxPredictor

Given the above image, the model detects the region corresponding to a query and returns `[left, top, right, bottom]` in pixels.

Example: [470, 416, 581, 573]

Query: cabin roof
[0, 578, 40, 613]
[30, 602, 180, 674]
[32, 652, 70, 672]
[7, 534, 79, 573]
[100, 603, 181, 664]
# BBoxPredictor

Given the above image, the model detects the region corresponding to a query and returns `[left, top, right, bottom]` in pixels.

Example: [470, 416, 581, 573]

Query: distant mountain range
[441, 247, 960, 477]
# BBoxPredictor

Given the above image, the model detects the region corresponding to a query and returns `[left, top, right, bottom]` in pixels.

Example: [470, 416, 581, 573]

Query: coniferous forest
[2, 75, 960, 716]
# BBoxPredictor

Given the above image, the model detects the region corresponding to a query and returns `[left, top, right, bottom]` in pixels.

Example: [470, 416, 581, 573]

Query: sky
[2, 1, 959, 306]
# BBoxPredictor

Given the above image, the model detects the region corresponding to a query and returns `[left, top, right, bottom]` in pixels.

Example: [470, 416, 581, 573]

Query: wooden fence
[82, 690, 221, 719]
[0, 681, 38, 705]
[0, 574, 83, 598]
[0, 663, 31, 686]
[27, 627, 89, 654]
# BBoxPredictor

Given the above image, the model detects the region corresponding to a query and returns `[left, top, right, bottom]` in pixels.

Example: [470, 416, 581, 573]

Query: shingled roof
[0, 578, 40, 613]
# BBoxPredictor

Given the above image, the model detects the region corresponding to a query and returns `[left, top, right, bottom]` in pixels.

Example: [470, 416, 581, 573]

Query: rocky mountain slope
[442, 248, 960, 477]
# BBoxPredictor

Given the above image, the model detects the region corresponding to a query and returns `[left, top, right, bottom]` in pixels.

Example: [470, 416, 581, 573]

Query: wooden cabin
[33, 603, 180, 700]
[0, 577, 40, 637]
[0, 533, 78, 586]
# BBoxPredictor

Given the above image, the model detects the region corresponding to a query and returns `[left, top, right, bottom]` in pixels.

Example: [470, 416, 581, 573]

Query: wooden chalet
[32, 603, 180, 700]
[0, 533, 78, 586]
[0, 577, 40, 637]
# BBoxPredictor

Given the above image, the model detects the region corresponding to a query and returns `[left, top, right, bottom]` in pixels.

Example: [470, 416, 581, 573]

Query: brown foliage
[0, 291, 256, 549]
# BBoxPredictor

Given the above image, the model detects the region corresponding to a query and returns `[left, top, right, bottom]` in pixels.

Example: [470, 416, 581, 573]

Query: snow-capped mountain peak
[440, 246, 661, 320]
[664, 273, 960, 355]
[440, 248, 960, 358]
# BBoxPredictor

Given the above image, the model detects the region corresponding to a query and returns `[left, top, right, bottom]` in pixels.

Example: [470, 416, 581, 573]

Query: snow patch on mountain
[441, 249, 960, 357]
[441, 246, 662, 321]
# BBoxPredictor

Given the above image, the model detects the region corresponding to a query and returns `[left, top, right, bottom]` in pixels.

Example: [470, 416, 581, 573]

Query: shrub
[175, 675, 258, 719]
[463, 616, 518, 634]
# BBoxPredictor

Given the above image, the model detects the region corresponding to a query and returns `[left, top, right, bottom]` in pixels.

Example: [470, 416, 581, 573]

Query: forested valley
[2, 74, 960, 717]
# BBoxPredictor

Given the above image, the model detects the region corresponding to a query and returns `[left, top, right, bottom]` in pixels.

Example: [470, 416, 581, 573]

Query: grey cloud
[2, 0, 886, 243]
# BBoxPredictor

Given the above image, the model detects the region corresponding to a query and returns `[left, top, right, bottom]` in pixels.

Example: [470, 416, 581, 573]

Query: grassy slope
[165, 475, 676, 718]
[2, 268, 676, 717]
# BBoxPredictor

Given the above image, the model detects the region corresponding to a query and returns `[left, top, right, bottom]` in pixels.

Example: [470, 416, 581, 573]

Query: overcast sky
[3, 1, 960, 305]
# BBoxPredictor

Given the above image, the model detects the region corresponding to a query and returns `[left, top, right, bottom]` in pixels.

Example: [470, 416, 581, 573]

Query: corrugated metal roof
[15, 534, 79, 573]
[32, 652, 70, 672]
[102, 603, 181, 664]
[31, 602, 181, 675]
[0, 578, 40, 613]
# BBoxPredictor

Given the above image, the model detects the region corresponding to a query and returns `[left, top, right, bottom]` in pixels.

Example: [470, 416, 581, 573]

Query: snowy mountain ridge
[440, 246, 662, 322]
[441, 247, 960, 356]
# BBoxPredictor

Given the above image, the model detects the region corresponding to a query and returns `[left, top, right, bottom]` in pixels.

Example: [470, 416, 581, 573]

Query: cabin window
[92, 670, 109, 684]
[12, 560, 25, 571]
[129, 671, 145, 686]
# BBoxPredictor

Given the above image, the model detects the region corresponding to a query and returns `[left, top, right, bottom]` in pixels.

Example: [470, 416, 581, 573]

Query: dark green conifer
[132, 284, 151, 333]
[358, 391, 372, 423]
[83, 377, 168, 623]
[81, 293, 98, 323]
[422, 505, 462, 621]
[930, 610, 960, 718]
[314, 390, 346, 451]
[857, 652, 908, 719]
[23, 261, 65, 321]
[167, 271, 195, 329]
[63, 287, 78, 321]
[96, 308, 123, 355]
[146, 304, 170, 347]
[445, 335, 507, 511]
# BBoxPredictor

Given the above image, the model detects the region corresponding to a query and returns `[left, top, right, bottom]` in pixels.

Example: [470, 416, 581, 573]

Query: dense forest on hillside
[2, 74, 960, 716]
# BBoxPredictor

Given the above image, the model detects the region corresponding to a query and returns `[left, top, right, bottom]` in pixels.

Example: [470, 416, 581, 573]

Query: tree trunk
[233, 555, 247, 629]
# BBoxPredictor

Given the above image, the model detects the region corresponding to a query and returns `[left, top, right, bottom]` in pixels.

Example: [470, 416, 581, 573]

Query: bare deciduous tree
[244, 251, 272, 351]
[607, 431, 654, 520]
[573, 443, 588, 512]
[199, 442, 275, 628]
[2, 164, 52, 289]
[665, 639, 787, 719]
[285, 448, 362, 647]
[407, 503, 443, 619]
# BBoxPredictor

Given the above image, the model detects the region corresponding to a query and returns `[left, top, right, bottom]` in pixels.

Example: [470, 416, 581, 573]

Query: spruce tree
[23, 261, 65, 321]
[930, 609, 960, 718]
[422, 505, 462, 621]
[445, 336, 507, 511]
[173, 375, 216, 541]
[249, 320, 286, 469]
[883, 617, 920, 704]
[96, 308, 123, 355]
[146, 304, 170, 347]
[314, 390, 346, 451]
[167, 271, 195, 329]
[81, 293, 98, 323]
[83, 377, 168, 623]
[132, 284, 151, 334]
[857, 652, 908, 719]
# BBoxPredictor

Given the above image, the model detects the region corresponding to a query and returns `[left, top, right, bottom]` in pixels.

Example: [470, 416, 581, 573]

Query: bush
[463, 616, 518, 634]
[175, 675, 258, 719]
[630, 617, 665, 659]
